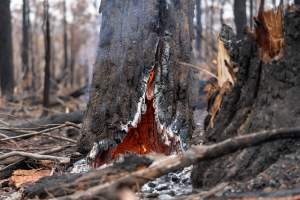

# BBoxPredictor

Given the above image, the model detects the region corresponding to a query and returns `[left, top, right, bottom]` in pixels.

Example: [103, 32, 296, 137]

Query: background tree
[42, 0, 51, 114]
[249, 0, 254, 28]
[0, 0, 14, 97]
[196, 0, 203, 52]
[22, 0, 30, 82]
[234, 0, 247, 39]
[63, 0, 68, 86]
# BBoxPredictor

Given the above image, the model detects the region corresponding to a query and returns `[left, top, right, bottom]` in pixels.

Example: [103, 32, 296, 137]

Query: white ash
[141, 166, 193, 199]
[70, 158, 90, 174]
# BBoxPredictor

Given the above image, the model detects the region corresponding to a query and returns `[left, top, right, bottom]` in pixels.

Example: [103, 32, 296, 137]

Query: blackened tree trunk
[234, 0, 247, 39]
[192, 9, 300, 190]
[22, 0, 30, 80]
[43, 0, 51, 113]
[0, 0, 14, 97]
[296, 0, 300, 5]
[196, 0, 202, 51]
[78, 0, 195, 159]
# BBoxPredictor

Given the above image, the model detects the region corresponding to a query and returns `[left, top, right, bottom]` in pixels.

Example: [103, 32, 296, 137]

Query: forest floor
[0, 94, 85, 199]
[1, 90, 300, 200]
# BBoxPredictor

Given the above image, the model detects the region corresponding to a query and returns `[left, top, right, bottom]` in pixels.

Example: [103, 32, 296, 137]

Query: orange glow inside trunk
[92, 69, 177, 167]
[112, 69, 172, 157]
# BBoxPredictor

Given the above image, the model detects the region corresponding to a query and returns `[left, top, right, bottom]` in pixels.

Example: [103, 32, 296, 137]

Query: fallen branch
[52, 127, 300, 199]
[0, 145, 74, 179]
[0, 151, 70, 164]
[0, 111, 83, 137]
[1, 122, 75, 141]
[43, 132, 77, 144]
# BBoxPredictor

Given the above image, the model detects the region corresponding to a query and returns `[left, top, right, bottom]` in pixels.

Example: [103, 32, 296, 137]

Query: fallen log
[23, 127, 300, 199]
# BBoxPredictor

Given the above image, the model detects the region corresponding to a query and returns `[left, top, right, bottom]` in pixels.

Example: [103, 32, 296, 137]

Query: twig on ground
[0, 151, 70, 164]
[43, 133, 77, 144]
[65, 122, 81, 129]
[0, 122, 74, 141]
[0, 119, 10, 126]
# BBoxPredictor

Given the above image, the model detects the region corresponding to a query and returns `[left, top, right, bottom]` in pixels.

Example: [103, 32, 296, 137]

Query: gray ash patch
[141, 166, 193, 199]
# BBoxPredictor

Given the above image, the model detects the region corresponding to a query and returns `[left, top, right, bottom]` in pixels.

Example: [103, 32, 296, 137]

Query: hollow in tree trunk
[78, 0, 196, 167]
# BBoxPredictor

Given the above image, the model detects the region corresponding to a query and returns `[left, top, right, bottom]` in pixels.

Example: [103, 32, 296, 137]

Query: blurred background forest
[0, 0, 294, 115]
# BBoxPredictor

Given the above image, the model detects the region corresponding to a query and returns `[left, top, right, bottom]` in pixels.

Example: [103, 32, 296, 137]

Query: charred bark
[78, 0, 195, 165]
[192, 9, 300, 189]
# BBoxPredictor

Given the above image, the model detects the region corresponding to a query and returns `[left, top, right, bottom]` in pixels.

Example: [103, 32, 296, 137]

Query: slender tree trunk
[196, 0, 202, 52]
[234, 0, 247, 39]
[31, 3, 38, 100]
[43, 0, 51, 114]
[22, 0, 30, 81]
[0, 0, 14, 98]
[63, 0, 68, 86]
[204, 0, 210, 59]
[210, 0, 215, 49]
[78, 0, 195, 163]
[69, 32, 75, 87]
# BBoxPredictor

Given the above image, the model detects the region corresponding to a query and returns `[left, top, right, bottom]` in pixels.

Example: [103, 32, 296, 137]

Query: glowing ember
[91, 68, 179, 167]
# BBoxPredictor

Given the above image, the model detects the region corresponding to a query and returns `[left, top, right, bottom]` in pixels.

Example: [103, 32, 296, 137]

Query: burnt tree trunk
[234, 0, 247, 39]
[192, 10, 300, 189]
[63, 0, 68, 86]
[195, 0, 202, 51]
[0, 0, 14, 97]
[22, 0, 30, 80]
[42, 0, 51, 114]
[78, 0, 195, 162]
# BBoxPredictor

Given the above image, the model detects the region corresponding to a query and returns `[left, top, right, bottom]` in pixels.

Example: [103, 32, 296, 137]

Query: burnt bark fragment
[192, 9, 300, 189]
[78, 0, 195, 163]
